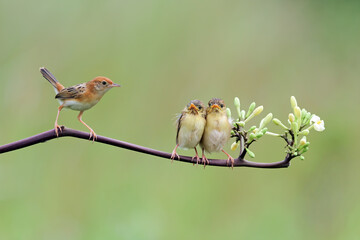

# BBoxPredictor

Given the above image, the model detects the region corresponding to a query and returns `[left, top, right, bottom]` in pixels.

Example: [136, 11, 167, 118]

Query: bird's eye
[102, 81, 107, 85]
[198, 106, 202, 110]
[220, 104, 224, 108]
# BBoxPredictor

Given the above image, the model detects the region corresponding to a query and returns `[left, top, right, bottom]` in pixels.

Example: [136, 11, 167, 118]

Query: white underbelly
[62, 100, 97, 111]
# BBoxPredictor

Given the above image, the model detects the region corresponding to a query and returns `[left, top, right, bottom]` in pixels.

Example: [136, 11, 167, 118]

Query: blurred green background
[0, 0, 359, 239]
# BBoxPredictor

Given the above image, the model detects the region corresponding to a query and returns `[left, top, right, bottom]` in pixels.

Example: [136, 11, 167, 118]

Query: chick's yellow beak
[188, 103, 199, 111]
[211, 104, 221, 109]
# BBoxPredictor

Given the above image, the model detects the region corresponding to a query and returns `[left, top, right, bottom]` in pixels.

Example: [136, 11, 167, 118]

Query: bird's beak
[188, 103, 199, 111]
[110, 83, 121, 87]
[211, 104, 221, 109]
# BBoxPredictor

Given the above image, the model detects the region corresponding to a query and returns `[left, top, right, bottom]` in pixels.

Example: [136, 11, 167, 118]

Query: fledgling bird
[171, 100, 206, 164]
[200, 98, 234, 167]
[40, 67, 120, 141]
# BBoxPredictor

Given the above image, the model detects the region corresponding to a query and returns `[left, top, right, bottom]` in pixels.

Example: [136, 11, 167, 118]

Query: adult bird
[40, 67, 120, 141]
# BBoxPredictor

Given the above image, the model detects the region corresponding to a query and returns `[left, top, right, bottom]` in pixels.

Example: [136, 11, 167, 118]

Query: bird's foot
[222, 149, 234, 169]
[192, 154, 201, 165]
[54, 124, 62, 137]
[202, 155, 209, 168]
[226, 156, 235, 169]
[170, 150, 180, 163]
[89, 129, 97, 142]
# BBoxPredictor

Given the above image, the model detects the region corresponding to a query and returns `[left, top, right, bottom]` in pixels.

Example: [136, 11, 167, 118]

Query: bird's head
[91, 76, 121, 94]
[185, 100, 205, 115]
[207, 98, 226, 114]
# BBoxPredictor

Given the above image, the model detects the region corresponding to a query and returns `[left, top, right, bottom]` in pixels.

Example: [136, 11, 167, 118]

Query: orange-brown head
[88, 76, 121, 95]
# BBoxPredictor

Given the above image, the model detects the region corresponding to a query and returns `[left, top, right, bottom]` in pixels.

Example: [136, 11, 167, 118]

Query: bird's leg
[201, 148, 209, 167]
[222, 149, 234, 169]
[77, 111, 97, 142]
[54, 105, 64, 137]
[192, 147, 201, 165]
[170, 144, 180, 162]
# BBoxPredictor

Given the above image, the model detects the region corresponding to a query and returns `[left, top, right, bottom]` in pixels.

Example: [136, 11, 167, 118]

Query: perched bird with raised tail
[171, 100, 206, 164]
[40, 67, 120, 140]
[200, 98, 234, 167]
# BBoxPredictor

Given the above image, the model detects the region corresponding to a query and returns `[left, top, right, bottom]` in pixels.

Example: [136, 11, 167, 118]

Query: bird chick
[40, 67, 120, 141]
[200, 98, 234, 167]
[171, 100, 206, 164]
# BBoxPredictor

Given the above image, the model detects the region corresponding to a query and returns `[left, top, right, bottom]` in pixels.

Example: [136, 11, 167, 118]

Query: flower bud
[234, 97, 240, 108]
[291, 121, 298, 133]
[303, 142, 310, 148]
[245, 148, 255, 158]
[231, 130, 235, 135]
[273, 118, 288, 130]
[248, 133, 256, 142]
[261, 127, 268, 134]
[300, 129, 309, 135]
[288, 113, 295, 123]
[253, 106, 264, 116]
[226, 108, 231, 119]
[259, 113, 273, 130]
[290, 96, 297, 109]
[248, 126, 256, 132]
[273, 118, 281, 125]
[245, 102, 256, 118]
[231, 141, 240, 151]
[240, 110, 246, 120]
[294, 106, 301, 119]
[299, 136, 307, 146]
[303, 112, 312, 125]
[300, 156, 305, 160]
[244, 106, 263, 123]
[298, 142, 310, 152]
[237, 121, 245, 127]
[255, 132, 264, 138]
[301, 108, 307, 121]
[234, 97, 241, 119]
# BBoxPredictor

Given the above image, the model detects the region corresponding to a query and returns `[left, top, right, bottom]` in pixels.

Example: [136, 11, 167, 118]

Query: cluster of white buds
[272, 96, 325, 159]
[229, 96, 325, 160]
[230, 97, 274, 157]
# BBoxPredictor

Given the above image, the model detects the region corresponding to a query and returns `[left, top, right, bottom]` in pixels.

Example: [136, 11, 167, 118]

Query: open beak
[110, 83, 121, 87]
[188, 103, 199, 111]
[211, 104, 221, 109]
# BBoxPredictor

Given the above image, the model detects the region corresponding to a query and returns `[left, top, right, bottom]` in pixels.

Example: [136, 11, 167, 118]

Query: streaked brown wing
[55, 84, 86, 99]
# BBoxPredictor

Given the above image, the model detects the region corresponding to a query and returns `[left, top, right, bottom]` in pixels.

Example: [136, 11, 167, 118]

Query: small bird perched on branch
[200, 98, 234, 167]
[40, 67, 120, 141]
[171, 100, 206, 164]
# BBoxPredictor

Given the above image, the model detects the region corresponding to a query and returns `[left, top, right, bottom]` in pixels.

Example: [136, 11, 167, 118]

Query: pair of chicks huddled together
[171, 99, 234, 167]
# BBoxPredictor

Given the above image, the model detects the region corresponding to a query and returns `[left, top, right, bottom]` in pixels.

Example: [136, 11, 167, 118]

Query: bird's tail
[40, 67, 64, 93]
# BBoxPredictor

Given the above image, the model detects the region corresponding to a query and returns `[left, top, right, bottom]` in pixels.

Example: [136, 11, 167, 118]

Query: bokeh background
[0, 0, 359, 239]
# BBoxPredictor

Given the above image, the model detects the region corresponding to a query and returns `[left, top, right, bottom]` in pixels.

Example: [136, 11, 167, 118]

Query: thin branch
[0, 127, 293, 168]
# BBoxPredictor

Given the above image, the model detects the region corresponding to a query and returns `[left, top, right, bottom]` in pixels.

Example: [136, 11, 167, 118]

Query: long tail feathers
[40, 67, 64, 93]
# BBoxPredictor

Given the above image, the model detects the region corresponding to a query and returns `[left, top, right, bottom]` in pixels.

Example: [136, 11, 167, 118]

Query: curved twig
[0, 127, 294, 168]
